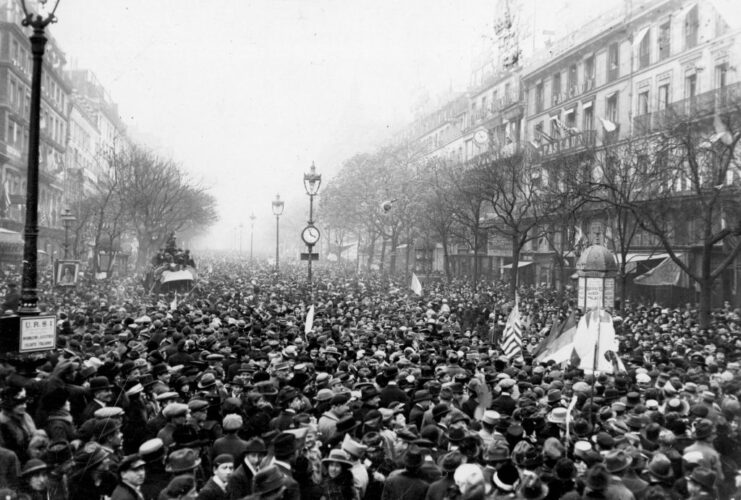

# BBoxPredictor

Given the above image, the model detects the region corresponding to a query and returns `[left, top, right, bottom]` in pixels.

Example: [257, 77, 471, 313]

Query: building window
[658, 83, 670, 109]
[685, 73, 697, 99]
[607, 42, 620, 82]
[658, 21, 671, 61]
[638, 90, 649, 115]
[569, 64, 578, 96]
[552, 72, 561, 105]
[639, 28, 651, 69]
[583, 104, 594, 130]
[536, 82, 544, 113]
[565, 109, 576, 128]
[685, 5, 699, 49]
[606, 92, 619, 122]
[584, 55, 595, 90]
[716, 63, 728, 89]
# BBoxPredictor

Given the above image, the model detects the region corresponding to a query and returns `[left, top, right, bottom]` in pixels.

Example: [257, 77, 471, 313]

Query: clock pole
[303, 163, 322, 289]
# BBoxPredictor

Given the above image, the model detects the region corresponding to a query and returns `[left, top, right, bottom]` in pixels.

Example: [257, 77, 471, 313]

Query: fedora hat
[604, 450, 632, 474]
[72, 443, 109, 477]
[432, 403, 451, 420]
[692, 419, 715, 440]
[440, 451, 464, 473]
[403, 444, 424, 469]
[413, 390, 432, 403]
[360, 385, 379, 401]
[322, 449, 353, 467]
[546, 389, 562, 405]
[647, 453, 674, 481]
[273, 433, 297, 460]
[689, 467, 717, 491]
[166, 448, 201, 473]
[197, 373, 217, 390]
[252, 465, 285, 496]
[484, 441, 510, 462]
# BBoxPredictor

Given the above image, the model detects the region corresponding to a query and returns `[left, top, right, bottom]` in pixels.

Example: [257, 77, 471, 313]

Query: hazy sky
[49, 0, 615, 253]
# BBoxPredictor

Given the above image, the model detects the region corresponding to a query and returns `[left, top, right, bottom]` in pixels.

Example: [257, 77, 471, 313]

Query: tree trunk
[389, 233, 398, 274]
[509, 235, 520, 299]
[698, 246, 714, 328]
[443, 239, 451, 282]
[379, 239, 387, 272]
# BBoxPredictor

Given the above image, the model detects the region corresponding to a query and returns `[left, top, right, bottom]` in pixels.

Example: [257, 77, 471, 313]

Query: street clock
[301, 225, 321, 245]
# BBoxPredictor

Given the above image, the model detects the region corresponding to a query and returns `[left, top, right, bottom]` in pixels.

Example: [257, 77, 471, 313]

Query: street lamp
[60, 208, 75, 259]
[302, 162, 322, 284]
[249, 212, 256, 266]
[18, 0, 61, 315]
[271, 194, 284, 271]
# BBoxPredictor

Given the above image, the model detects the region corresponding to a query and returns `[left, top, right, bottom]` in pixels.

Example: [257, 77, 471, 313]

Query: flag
[534, 310, 578, 362]
[500, 303, 524, 360]
[711, 113, 733, 146]
[411, 273, 423, 296]
[574, 225, 588, 253]
[170, 292, 178, 311]
[599, 117, 617, 132]
[304, 305, 315, 335]
[572, 308, 621, 373]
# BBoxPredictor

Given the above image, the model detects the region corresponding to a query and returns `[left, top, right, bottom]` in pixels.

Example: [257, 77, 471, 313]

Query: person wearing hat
[111, 453, 147, 500]
[158, 403, 190, 448]
[161, 474, 197, 500]
[378, 368, 410, 409]
[381, 444, 430, 500]
[687, 467, 717, 500]
[355, 385, 381, 423]
[18, 458, 51, 500]
[81, 376, 115, 422]
[0, 386, 39, 464]
[684, 418, 724, 484]
[211, 414, 248, 463]
[426, 451, 463, 500]
[245, 465, 286, 500]
[228, 437, 267, 499]
[139, 438, 169, 500]
[320, 449, 358, 500]
[341, 434, 369, 498]
[69, 442, 117, 499]
[197, 453, 233, 500]
[409, 390, 433, 430]
[41, 387, 77, 444]
[94, 418, 124, 471]
[267, 433, 300, 500]
[318, 392, 351, 444]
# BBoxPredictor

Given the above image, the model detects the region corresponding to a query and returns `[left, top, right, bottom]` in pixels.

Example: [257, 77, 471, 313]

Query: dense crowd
[0, 257, 740, 500]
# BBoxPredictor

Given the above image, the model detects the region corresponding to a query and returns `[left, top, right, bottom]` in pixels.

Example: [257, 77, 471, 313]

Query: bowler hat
[273, 433, 297, 460]
[89, 376, 112, 393]
[403, 444, 424, 469]
[244, 437, 267, 454]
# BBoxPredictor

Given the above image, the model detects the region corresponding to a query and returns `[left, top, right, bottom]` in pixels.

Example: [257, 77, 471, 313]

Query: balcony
[540, 130, 597, 158]
[633, 82, 741, 135]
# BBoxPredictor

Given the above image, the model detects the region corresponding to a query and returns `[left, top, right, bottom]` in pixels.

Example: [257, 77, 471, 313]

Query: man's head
[330, 393, 351, 418]
[119, 454, 146, 487]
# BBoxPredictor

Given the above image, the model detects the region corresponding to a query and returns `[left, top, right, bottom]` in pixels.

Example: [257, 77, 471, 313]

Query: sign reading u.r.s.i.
[19, 316, 56, 352]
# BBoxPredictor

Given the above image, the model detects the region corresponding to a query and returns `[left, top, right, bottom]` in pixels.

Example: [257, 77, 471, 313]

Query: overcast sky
[50, 0, 615, 253]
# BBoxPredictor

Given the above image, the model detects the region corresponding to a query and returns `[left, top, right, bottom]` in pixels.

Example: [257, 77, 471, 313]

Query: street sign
[300, 253, 319, 261]
[19, 316, 56, 352]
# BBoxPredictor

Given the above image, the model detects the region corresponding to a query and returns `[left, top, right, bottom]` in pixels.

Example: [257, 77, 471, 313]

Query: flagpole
[590, 309, 601, 427]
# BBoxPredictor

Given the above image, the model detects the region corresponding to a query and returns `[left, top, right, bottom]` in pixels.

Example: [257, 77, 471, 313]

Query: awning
[502, 261, 533, 269]
[582, 101, 593, 109]
[618, 252, 668, 273]
[634, 256, 688, 287]
[0, 228, 22, 244]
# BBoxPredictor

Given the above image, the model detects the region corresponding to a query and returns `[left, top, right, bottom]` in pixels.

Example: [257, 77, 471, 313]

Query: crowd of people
[0, 256, 740, 500]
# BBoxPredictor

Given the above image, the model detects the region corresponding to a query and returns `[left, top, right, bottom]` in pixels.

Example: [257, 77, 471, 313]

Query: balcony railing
[540, 130, 597, 158]
[633, 82, 741, 135]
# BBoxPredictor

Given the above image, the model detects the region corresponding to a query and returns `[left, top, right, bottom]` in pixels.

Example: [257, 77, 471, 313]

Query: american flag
[500, 302, 524, 360]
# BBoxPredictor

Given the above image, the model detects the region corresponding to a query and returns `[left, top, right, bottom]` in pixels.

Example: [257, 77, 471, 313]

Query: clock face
[302, 226, 320, 245]
[474, 130, 488, 144]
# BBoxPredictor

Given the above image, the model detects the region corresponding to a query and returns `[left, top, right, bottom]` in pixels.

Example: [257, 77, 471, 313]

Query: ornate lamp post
[249, 212, 256, 266]
[271, 194, 284, 272]
[60, 208, 75, 259]
[18, 0, 61, 315]
[301, 162, 322, 284]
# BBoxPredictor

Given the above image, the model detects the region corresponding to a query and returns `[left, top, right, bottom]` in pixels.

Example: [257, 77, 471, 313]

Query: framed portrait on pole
[55, 260, 79, 287]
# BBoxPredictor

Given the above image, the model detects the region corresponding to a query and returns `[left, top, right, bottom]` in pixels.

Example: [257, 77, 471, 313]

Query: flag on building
[411, 272, 423, 296]
[305, 305, 315, 335]
[599, 117, 617, 133]
[500, 302, 524, 360]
